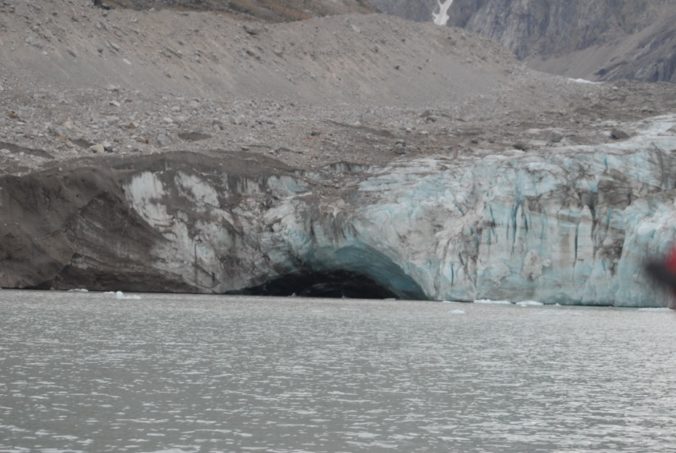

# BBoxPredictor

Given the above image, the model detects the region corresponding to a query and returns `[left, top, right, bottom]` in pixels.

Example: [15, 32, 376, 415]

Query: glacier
[118, 114, 676, 307]
[1, 116, 675, 307]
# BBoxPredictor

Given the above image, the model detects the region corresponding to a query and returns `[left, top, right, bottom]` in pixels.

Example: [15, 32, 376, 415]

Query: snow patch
[432, 0, 454, 26]
[568, 78, 602, 85]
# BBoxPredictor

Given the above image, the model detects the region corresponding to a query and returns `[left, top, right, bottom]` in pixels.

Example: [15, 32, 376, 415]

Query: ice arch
[239, 245, 428, 300]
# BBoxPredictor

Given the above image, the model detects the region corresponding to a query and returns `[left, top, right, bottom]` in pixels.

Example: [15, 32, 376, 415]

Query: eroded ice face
[117, 114, 676, 307]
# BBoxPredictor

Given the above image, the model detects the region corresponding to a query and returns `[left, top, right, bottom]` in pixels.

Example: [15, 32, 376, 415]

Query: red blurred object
[666, 246, 676, 274]
[644, 246, 676, 308]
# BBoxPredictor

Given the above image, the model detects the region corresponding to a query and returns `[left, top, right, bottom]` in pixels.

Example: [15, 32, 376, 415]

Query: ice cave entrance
[240, 246, 427, 300]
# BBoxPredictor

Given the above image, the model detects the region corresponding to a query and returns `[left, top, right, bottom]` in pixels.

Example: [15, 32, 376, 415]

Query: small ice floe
[449, 309, 466, 315]
[114, 291, 141, 300]
[474, 299, 513, 305]
[516, 300, 544, 307]
[637, 307, 671, 312]
[67, 288, 89, 293]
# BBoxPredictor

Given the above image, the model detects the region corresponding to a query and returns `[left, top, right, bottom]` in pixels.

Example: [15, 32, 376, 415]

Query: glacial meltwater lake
[1, 291, 675, 452]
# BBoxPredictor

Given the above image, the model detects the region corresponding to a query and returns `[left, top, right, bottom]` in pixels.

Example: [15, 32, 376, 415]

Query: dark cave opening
[236, 270, 400, 299]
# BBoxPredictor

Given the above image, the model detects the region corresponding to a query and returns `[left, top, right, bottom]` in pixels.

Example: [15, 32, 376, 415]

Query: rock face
[369, 0, 676, 82]
[3, 115, 675, 307]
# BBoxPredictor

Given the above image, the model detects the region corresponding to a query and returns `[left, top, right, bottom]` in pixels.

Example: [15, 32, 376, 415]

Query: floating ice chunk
[67, 288, 89, 293]
[637, 307, 671, 312]
[516, 300, 544, 307]
[449, 309, 465, 315]
[474, 299, 513, 305]
[115, 291, 141, 300]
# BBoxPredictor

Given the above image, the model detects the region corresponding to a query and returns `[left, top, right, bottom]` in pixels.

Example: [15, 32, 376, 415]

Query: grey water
[1, 291, 675, 453]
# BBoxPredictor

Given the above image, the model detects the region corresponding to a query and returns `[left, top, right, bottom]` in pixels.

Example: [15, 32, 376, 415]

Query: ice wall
[124, 115, 676, 307]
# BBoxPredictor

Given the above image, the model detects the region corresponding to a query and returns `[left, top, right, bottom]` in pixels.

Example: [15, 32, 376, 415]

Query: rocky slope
[0, 1, 519, 107]
[369, 0, 676, 83]
[0, 0, 599, 172]
[1, 0, 676, 306]
[103, 0, 374, 22]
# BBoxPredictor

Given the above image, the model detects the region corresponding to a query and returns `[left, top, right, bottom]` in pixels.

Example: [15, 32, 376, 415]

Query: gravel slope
[0, 0, 674, 174]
